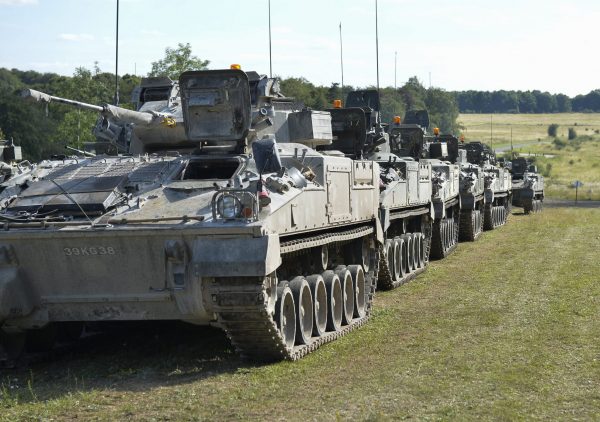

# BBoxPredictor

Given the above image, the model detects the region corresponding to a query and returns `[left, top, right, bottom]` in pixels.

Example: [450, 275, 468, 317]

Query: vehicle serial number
[63, 246, 116, 256]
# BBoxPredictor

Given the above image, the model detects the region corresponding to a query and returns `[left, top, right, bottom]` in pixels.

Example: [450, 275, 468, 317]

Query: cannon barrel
[20, 88, 156, 126]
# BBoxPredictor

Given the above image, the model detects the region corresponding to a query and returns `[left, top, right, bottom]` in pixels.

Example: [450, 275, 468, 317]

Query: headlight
[216, 194, 242, 219]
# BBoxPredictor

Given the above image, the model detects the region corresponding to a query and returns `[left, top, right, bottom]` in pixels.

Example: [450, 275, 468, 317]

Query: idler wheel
[334, 266, 354, 325]
[275, 284, 296, 349]
[289, 277, 313, 345]
[322, 271, 342, 332]
[348, 265, 366, 318]
[306, 275, 328, 337]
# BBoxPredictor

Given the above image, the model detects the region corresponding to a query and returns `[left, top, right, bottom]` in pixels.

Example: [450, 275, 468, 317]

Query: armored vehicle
[434, 135, 485, 241]
[1, 69, 381, 362]
[462, 142, 511, 230]
[323, 91, 432, 290]
[510, 157, 544, 213]
[389, 112, 460, 260]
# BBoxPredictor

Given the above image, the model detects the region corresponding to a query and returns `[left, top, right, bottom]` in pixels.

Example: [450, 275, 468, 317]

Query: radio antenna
[375, 0, 380, 92]
[339, 22, 344, 97]
[268, 0, 273, 77]
[114, 0, 120, 105]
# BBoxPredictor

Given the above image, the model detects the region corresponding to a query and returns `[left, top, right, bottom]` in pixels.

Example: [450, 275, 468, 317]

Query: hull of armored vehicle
[372, 155, 432, 290]
[483, 165, 512, 230]
[427, 160, 460, 259]
[0, 144, 381, 362]
[458, 163, 485, 242]
[512, 176, 544, 213]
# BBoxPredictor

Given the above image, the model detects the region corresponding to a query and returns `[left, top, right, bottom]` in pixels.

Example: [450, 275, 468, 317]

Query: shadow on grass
[0, 321, 259, 403]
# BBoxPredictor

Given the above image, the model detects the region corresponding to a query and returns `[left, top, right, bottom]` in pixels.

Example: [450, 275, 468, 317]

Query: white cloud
[0, 0, 37, 5]
[58, 33, 95, 42]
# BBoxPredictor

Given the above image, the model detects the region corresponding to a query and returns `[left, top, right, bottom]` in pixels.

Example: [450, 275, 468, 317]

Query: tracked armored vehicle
[322, 91, 432, 290]
[389, 111, 460, 260]
[0, 69, 381, 362]
[510, 157, 544, 213]
[462, 142, 511, 230]
[434, 135, 485, 241]
[0, 139, 35, 196]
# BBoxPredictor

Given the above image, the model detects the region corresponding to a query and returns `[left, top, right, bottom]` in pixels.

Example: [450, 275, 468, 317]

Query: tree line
[1, 43, 596, 162]
[455, 90, 600, 113]
[0, 59, 460, 160]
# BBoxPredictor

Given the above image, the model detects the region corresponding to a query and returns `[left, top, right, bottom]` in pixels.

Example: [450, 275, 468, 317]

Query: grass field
[459, 113, 600, 200]
[2, 206, 600, 420]
[458, 112, 600, 150]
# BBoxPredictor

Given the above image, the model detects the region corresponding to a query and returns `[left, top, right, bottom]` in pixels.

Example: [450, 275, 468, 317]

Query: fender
[192, 234, 281, 277]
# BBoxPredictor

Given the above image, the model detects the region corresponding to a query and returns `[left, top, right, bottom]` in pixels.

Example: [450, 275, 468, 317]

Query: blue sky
[0, 0, 598, 96]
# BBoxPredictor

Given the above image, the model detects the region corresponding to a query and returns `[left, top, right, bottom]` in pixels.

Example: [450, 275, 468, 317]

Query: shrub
[542, 162, 553, 177]
[553, 138, 566, 149]
[569, 159, 575, 165]
[568, 128, 577, 140]
[548, 123, 559, 137]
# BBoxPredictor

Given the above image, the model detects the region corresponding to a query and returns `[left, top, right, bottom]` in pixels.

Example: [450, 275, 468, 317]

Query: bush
[568, 128, 577, 140]
[542, 162, 553, 177]
[548, 123, 559, 137]
[553, 138, 566, 149]
[569, 159, 575, 165]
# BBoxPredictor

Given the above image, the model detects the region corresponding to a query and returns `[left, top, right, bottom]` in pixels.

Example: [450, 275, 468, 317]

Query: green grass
[516, 137, 600, 200]
[459, 112, 600, 149]
[460, 113, 600, 200]
[2, 207, 600, 420]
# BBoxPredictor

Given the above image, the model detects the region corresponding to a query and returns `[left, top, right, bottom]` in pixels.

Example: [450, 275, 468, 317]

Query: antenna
[114, 0, 120, 106]
[268, 0, 273, 78]
[394, 51, 397, 89]
[339, 22, 344, 97]
[510, 126, 514, 157]
[490, 114, 493, 152]
[375, 0, 380, 92]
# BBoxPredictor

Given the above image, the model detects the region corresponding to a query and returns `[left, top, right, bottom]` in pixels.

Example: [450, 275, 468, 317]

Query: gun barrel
[20, 88, 155, 126]
[65, 145, 96, 157]
[21, 88, 104, 113]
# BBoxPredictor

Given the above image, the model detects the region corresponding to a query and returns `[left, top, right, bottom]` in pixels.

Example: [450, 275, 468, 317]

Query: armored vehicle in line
[1, 69, 381, 362]
[389, 112, 460, 260]
[510, 157, 544, 213]
[323, 90, 432, 290]
[462, 142, 511, 230]
[433, 134, 485, 241]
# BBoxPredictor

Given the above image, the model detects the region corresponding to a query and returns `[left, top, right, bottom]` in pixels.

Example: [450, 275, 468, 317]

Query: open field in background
[458, 113, 600, 149]
[1, 207, 600, 421]
[459, 113, 600, 200]
[519, 137, 600, 200]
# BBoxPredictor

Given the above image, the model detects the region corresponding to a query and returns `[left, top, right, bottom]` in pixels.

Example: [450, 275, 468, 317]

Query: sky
[0, 0, 598, 96]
